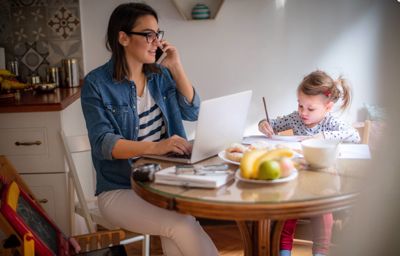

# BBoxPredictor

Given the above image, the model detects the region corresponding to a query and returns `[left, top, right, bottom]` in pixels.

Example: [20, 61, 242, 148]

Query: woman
[81, 3, 218, 256]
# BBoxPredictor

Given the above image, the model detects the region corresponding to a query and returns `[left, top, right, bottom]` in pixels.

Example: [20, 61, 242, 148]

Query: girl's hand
[157, 40, 181, 69]
[258, 120, 274, 137]
[150, 135, 192, 155]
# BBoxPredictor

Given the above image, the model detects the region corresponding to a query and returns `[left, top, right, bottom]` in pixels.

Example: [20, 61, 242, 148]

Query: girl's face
[297, 91, 333, 128]
[119, 15, 161, 64]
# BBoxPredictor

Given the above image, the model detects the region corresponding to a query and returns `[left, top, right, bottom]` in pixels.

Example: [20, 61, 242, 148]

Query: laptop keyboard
[166, 152, 192, 159]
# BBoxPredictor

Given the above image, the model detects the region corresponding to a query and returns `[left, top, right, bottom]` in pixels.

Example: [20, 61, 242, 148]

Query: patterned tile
[11, 0, 46, 8]
[47, 39, 82, 76]
[0, 0, 83, 81]
[48, 6, 79, 39]
[21, 47, 44, 71]
[0, 0, 13, 48]
[16, 41, 49, 78]
[47, 0, 79, 6]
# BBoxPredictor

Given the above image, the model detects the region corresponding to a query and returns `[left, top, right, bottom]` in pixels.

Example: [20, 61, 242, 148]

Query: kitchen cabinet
[0, 88, 85, 235]
[172, 0, 225, 20]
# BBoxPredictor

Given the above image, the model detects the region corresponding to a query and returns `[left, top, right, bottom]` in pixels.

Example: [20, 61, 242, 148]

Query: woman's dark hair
[106, 3, 160, 81]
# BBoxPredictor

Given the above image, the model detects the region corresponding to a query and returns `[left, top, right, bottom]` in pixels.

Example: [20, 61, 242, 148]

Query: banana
[0, 69, 16, 77]
[251, 148, 294, 178]
[240, 149, 268, 179]
[1, 79, 28, 90]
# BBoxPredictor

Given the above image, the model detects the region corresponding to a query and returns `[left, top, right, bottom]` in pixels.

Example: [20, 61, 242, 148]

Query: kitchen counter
[0, 87, 81, 113]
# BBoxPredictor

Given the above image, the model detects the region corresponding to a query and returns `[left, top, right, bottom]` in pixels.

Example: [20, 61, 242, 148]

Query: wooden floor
[125, 223, 312, 256]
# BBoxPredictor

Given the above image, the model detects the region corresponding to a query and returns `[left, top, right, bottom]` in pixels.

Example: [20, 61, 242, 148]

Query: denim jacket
[81, 60, 200, 195]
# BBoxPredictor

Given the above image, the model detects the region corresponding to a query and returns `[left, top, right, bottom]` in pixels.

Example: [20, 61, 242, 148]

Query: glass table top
[135, 157, 367, 205]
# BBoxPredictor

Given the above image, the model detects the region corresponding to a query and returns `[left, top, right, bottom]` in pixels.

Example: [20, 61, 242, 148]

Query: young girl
[259, 70, 360, 256]
[81, 3, 218, 256]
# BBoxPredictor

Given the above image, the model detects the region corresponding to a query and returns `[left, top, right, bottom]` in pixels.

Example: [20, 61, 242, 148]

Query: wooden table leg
[271, 220, 285, 256]
[257, 220, 271, 256]
[236, 221, 253, 256]
[237, 219, 276, 256]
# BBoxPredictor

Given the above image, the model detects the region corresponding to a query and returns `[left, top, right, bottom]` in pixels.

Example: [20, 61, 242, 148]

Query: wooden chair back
[60, 131, 150, 256]
[353, 120, 371, 144]
[73, 229, 126, 253]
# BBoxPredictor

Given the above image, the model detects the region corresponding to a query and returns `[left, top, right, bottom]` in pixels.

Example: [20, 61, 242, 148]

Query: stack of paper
[155, 166, 234, 188]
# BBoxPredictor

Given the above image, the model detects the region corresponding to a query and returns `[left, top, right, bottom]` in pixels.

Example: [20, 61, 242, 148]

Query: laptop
[143, 90, 252, 164]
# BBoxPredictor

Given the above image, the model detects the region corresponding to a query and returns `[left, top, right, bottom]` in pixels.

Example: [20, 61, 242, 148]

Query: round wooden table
[131, 157, 365, 256]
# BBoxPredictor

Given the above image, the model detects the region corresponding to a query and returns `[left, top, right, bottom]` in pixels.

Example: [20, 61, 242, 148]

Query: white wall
[80, 0, 398, 135]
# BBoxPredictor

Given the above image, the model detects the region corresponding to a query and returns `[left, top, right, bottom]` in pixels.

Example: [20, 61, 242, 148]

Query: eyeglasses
[125, 30, 164, 43]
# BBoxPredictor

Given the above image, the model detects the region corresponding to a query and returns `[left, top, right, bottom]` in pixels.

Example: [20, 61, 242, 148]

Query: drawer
[21, 173, 70, 235]
[0, 127, 48, 156]
[0, 126, 61, 173]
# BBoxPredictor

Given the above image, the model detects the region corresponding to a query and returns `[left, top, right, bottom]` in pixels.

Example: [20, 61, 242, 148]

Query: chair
[353, 119, 371, 144]
[73, 229, 127, 255]
[0, 155, 127, 256]
[60, 131, 150, 256]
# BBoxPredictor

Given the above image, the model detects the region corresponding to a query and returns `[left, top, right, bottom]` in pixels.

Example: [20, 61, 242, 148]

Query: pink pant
[280, 214, 333, 255]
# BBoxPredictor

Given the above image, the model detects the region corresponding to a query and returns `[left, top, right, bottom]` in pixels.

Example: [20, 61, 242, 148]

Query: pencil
[262, 97, 270, 124]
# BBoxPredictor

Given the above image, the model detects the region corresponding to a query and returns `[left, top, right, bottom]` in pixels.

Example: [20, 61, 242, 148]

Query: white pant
[98, 189, 218, 256]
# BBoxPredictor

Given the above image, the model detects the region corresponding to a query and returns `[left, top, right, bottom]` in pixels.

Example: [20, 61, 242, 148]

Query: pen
[262, 97, 270, 124]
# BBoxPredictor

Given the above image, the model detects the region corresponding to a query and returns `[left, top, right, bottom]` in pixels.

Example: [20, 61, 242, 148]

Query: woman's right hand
[150, 135, 192, 155]
[258, 120, 274, 137]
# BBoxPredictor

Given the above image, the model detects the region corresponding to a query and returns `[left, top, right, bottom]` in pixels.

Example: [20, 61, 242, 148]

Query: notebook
[154, 166, 235, 188]
[143, 90, 252, 163]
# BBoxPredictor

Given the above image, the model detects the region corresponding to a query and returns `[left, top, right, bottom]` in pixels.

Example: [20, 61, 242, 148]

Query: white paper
[242, 135, 371, 159]
[242, 135, 302, 150]
[270, 135, 310, 142]
[338, 144, 371, 159]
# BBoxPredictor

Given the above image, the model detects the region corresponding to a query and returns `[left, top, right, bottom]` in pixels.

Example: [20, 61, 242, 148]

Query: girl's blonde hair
[297, 70, 351, 111]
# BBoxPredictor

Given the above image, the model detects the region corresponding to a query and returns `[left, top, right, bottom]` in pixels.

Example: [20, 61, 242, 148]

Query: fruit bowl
[235, 169, 298, 184]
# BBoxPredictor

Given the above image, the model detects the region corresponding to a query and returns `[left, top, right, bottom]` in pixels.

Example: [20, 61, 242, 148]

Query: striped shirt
[137, 84, 167, 142]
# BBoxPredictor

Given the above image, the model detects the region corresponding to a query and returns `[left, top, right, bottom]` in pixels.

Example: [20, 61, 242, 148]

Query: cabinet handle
[38, 199, 48, 204]
[15, 140, 42, 146]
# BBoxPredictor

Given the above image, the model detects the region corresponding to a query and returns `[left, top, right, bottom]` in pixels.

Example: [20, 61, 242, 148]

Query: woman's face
[120, 15, 160, 64]
[297, 91, 333, 128]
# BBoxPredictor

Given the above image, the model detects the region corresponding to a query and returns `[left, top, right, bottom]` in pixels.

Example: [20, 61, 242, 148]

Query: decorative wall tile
[0, 0, 82, 82]
[11, 0, 46, 8]
[48, 6, 79, 39]
[21, 47, 45, 71]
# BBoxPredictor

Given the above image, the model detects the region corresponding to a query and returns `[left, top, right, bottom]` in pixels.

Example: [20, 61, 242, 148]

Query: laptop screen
[143, 90, 252, 164]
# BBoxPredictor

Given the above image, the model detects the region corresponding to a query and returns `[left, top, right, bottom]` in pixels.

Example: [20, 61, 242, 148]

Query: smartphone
[155, 47, 167, 64]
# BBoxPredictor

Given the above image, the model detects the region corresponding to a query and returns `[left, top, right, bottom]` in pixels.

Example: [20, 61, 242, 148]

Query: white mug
[301, 138, 339, 169]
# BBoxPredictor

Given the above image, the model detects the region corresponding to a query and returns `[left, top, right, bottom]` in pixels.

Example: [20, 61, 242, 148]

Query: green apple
[257, 160, 281, 180]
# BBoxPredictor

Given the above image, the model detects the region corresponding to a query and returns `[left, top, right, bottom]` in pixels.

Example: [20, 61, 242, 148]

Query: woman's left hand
[157, 40, 182, 69]
[157, 39, 194, 103]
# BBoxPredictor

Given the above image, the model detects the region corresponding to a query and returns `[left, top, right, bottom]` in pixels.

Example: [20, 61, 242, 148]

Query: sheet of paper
[242, 135, 302, 150]
[242, 135, 371, 159]
[270, 135, 310, 142]
[338, 144, 371, 159]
